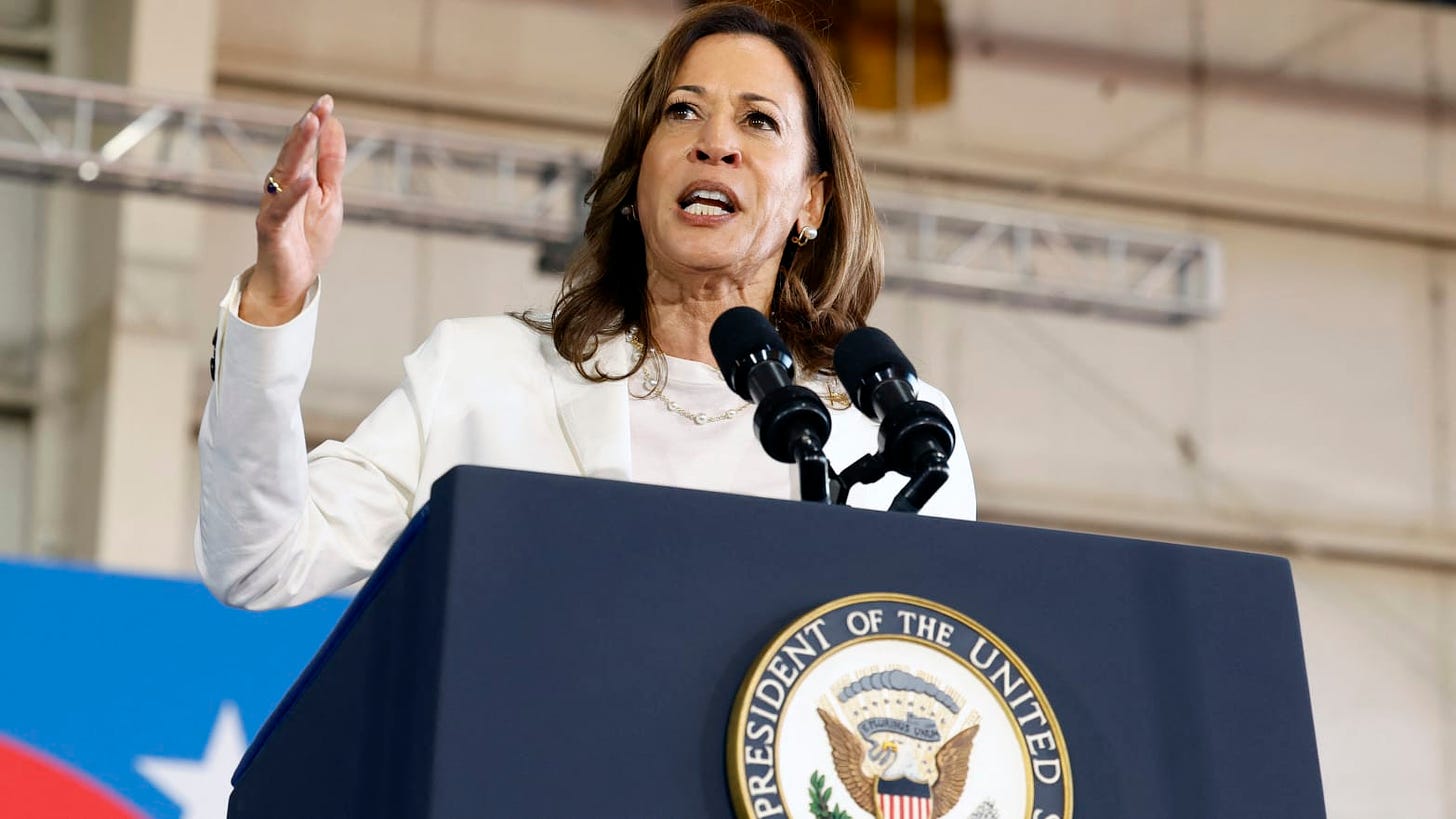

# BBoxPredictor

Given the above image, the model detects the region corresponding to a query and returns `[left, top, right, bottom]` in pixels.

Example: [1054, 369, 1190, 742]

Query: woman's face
[636, 33, 827, 287]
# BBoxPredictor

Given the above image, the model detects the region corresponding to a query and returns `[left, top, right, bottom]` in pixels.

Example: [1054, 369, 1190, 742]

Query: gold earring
[793, 225, 818, 246]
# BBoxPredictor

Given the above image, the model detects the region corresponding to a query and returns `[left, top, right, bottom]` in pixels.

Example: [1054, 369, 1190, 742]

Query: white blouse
[627, 353, 798, 500]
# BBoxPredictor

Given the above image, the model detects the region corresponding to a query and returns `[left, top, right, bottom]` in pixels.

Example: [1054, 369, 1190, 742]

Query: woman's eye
[665, 102, 697, 120]
[746, 111, 780, 132]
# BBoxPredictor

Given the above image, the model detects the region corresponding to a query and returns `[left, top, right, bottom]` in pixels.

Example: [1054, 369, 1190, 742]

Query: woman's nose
[693, 145, 739, 165]
[691, 125, 740, 166]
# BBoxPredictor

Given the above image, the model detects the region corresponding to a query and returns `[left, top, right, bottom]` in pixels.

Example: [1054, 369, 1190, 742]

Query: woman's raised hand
[240, 94, 347, 326]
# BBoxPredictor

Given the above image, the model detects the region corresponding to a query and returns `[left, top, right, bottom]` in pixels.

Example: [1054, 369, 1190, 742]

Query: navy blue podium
[227, 466, 1325, 818]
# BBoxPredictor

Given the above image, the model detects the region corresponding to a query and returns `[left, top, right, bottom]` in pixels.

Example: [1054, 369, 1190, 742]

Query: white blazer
[196, 277, 976, 610]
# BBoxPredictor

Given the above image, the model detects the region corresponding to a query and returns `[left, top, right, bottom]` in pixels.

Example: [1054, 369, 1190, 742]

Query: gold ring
[265, 174, 284, 195]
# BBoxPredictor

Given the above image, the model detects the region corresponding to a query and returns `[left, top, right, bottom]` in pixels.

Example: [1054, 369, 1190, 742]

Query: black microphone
[709, 307, 833, 502]
[833, 327, 955, 511]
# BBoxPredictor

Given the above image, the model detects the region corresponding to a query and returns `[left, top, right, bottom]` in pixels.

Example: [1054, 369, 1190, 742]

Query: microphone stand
[888, 453, 949, 513]
[831, 453, 885, 506]
[790, 433, 832, 504]
[832, 448, 955, 512]
[830, 446, 951, 513]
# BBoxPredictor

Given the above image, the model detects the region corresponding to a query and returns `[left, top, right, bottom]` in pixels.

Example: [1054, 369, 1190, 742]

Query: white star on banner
[135, 701, 248, 819]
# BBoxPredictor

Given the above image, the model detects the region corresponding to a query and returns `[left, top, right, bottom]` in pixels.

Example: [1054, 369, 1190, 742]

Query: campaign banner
[0, 557, 347, 818]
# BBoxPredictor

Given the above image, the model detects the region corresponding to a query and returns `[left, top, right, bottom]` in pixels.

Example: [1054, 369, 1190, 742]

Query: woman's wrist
[238, 267, 311, 327]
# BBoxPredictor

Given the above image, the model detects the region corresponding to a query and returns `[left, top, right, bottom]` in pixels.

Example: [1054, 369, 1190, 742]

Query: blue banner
[0, 557, 346, 818]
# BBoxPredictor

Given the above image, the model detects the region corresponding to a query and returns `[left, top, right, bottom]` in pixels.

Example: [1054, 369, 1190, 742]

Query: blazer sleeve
[195, 273, 445, 610]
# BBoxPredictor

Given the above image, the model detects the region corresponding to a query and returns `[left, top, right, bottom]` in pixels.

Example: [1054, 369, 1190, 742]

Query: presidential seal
[728, 594, 1071, 819]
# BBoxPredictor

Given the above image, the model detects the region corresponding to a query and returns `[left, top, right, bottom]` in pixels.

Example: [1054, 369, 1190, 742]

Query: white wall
[0, 173, 40, 558]
[1294, 558, 1456, 816]
[0, 417, 27, 551]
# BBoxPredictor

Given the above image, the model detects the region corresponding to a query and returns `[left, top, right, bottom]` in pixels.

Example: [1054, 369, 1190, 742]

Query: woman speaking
[197, 2, 976, 609]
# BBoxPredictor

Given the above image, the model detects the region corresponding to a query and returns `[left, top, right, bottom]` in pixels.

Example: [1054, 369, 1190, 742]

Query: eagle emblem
[727, 595, 1071, 819]
[817, 669, 980, 819]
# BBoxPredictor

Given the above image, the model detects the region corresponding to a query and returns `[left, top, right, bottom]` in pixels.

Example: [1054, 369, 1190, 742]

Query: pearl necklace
[640, 367, 751, 425]
[627, 328, 751, 426]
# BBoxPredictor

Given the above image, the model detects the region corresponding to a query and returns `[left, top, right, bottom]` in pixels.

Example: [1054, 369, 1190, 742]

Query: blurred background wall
[0, 0, 1452, 815]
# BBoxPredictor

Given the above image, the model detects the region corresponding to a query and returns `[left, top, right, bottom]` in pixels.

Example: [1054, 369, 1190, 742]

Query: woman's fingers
[256, 173, 314, 234]
[257, 96, 331, 200]
[246, 95, 341, 324]
[274, 109, 319, 180]
[257, 118, 315, 214]
[316, 104, 346, 202]
[295, 95, 331, 182]
[256, 96, 336, 231]
[312, 93, 334, 127]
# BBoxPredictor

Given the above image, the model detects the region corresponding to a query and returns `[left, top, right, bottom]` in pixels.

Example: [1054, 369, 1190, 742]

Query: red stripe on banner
[0, 735, 145, 819]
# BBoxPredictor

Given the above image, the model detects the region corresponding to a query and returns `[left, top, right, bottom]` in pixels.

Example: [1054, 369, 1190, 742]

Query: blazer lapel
[546, 333, 632, 481]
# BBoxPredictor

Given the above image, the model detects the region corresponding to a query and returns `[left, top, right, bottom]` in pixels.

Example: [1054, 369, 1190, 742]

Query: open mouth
[678, 186, 738, 217]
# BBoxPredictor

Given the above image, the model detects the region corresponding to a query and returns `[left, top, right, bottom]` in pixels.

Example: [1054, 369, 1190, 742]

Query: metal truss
[875, 192, 1221, 323]
[0, 69, 1220, 323]
[0, 70, 591, 244]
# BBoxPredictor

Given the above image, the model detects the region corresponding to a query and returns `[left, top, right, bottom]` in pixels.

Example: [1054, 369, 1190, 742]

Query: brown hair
[521, 1, 883, 380]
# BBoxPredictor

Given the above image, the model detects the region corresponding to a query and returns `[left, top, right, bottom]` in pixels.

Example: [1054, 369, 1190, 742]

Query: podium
[228, 466, 1325, 818]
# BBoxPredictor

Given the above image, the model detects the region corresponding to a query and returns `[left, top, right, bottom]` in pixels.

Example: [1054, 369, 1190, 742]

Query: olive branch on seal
[808, 771, 854, 819]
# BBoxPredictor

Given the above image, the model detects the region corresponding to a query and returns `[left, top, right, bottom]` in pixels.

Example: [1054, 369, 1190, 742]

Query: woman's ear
[798, 171, 830, 232]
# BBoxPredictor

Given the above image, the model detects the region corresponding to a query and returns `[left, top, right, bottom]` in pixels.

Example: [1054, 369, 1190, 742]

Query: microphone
[833, 327, 955, 512]
[709, 307, 833, 502]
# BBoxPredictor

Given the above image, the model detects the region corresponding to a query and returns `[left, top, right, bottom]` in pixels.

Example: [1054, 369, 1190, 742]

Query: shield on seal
[876, 776, 933, 819]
